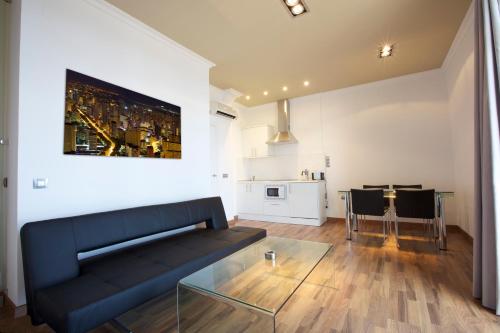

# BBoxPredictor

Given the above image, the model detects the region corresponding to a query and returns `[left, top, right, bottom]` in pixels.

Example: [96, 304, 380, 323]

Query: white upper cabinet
[241, 125, 274, 158]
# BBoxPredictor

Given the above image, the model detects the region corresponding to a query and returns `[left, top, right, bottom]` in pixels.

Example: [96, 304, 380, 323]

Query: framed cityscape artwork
[63, 69, 181, 159]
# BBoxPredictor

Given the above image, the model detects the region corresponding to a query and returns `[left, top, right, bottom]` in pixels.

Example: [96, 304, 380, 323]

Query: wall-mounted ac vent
[210, 102, 238, 120]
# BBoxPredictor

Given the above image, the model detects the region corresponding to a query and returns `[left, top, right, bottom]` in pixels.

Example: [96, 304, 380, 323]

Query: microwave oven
[265, 184, 286, 200]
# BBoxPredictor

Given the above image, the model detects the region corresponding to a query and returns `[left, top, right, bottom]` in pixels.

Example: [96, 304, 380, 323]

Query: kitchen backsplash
[242, 153, 326, 180]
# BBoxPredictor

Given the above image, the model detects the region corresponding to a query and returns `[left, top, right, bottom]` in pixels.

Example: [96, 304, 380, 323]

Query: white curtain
[474, 0, 500, 314]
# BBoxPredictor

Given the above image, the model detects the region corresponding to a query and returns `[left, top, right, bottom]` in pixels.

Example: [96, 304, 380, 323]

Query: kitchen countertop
[238, 179, 324, 183]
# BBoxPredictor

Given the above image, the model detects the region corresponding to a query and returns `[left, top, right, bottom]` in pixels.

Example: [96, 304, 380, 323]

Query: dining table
[338, 189, 454, 250]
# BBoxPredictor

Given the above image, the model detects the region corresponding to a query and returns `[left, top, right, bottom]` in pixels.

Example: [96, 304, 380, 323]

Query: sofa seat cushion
[35, 226, 266, 333]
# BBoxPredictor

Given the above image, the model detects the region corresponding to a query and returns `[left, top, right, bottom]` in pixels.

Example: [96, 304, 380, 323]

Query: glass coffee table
[177, 236, 334, 333]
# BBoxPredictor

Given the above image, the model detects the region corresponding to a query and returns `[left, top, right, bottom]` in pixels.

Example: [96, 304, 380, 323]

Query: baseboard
[447, 225, 473, 244]
[238, 213, 326, 226]
[0, 291, 27, 318]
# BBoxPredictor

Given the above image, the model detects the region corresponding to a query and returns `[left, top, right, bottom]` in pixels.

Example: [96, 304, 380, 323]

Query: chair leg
[385, 211, 391, 238]
[430, 219, 434, 241]
[433, 218, 438, 241]
[395, 216, 400, 248]
[389, 211, 393, 234]
[429, 219, 434, 240]
[427, 219, 429, 239]
[383, 215, 386, 241]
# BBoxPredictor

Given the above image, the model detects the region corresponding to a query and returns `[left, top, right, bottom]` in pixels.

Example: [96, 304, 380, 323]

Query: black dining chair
[363, 185, 392, 233]
[393, 189, 436, 248]
[350, 189, 391, 241]
[393, 184, 423, 189]
[393, 184, 436, 226]
[363, 185, 390, 189]
[363, 185, 390, 209]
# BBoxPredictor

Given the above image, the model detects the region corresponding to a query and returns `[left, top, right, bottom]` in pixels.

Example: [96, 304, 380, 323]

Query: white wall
[7, 0, 213, 306]
[443, 5, 475, 236]
[240, 69, 456, 221]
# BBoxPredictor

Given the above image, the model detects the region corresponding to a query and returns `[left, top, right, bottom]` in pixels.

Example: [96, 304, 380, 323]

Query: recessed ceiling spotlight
[303, 81, 310, 87]
[282, 86, 288, 92]
[282, 0, 308, 17]
[263, 91, 269, 96]
[379, 44, 393, 58]
[291, 4, 305, 15]
[245, 95, 251, 100]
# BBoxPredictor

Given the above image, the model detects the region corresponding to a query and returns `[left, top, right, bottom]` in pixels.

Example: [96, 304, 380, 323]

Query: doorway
[209, 116, 236, 220]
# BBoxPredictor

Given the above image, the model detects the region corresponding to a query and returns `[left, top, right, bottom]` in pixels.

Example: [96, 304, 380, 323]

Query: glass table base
[178, 285, 274, 333]
[177, 238, 334, 333]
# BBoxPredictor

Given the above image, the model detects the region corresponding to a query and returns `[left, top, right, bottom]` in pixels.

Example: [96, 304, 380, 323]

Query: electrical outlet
[325, 156, 331, 168]
[33, 178, 48, 189]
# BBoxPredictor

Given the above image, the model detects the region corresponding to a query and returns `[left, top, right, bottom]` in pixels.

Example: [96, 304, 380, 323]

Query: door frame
[0, 0, 9, 292]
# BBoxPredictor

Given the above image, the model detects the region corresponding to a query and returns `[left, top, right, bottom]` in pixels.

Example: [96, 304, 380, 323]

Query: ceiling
[106, 0, 471, 107]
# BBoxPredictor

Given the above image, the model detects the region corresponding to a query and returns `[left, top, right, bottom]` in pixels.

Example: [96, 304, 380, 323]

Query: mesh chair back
[351, 189, 385, 217]
[394, 189, 435, 219]
[393, 184, 423, 189]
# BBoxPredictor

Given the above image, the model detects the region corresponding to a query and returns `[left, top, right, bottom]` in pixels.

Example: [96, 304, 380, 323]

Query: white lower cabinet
[263, 201, 290, 216]
[288, 183, 320, 219]
[237, 183, 264, 214]
[237, 181, 326, 226]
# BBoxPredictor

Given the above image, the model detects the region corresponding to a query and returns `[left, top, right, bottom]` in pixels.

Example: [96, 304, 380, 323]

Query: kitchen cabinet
[237, 181, 327, 226]
[288, 182, 320, 219]
[263, 200, 290, 216]
[237, 182, 264, 214]
[241, 125, 274, 158]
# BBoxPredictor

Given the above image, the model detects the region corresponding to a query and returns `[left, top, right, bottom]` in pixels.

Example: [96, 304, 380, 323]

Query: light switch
[33, 178, 48, 189]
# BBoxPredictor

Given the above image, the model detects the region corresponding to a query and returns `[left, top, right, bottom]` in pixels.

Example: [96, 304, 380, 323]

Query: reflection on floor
[1, 219, 498, 333]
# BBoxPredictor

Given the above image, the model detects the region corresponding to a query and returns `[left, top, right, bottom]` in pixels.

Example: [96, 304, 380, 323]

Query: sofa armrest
[189, 197, 228, 230]
[21, 220, 80, 323]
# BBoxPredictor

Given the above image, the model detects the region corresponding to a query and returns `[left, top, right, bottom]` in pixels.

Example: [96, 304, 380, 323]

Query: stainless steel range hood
[267, 99, 297, 145]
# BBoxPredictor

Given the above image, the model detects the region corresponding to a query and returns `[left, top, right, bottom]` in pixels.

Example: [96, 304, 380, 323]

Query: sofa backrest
[20, 196, 228, 323]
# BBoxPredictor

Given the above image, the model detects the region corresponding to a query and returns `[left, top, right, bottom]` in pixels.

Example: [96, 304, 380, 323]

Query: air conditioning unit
[210, 101, 238, 120]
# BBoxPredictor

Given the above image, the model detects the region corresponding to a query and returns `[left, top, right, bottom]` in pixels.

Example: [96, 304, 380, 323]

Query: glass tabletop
[178, 236, 332, 314]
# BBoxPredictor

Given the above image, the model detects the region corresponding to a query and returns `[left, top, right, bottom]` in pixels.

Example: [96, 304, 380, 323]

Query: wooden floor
[1, 219, 499, 333]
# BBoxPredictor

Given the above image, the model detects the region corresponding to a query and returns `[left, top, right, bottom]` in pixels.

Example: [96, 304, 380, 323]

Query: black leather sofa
[20, 197, 266, 333]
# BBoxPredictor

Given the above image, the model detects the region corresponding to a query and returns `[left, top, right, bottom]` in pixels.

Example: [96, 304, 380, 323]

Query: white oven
[265, 184, 287, 200]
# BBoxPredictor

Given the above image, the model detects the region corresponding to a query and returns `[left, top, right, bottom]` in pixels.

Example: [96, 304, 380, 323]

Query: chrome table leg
[438, 195, 447, 250]
[344, 192, 352, 240]
[395, 216, 400, 248]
